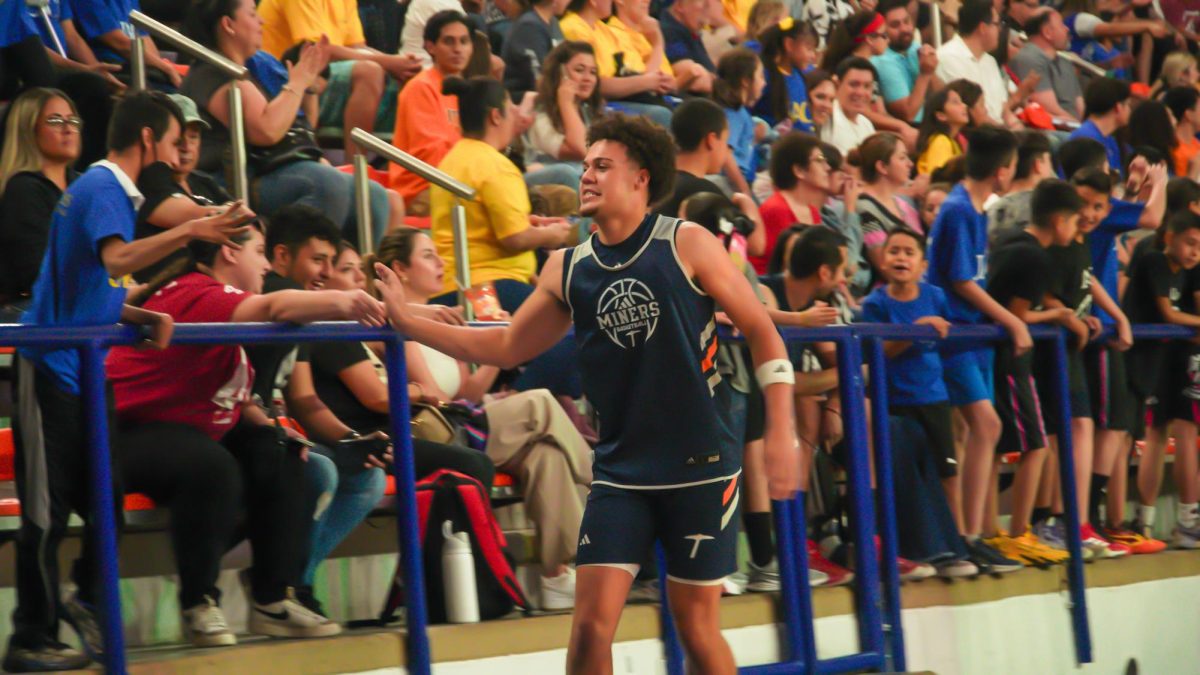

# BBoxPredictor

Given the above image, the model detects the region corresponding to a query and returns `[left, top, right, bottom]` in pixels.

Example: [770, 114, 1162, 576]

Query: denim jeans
[300, 446, 387, 585]
[252, 160, 390, 247]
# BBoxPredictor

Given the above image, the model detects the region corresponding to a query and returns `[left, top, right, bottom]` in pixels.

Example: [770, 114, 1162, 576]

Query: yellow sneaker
[1005, 532, 1070, 566]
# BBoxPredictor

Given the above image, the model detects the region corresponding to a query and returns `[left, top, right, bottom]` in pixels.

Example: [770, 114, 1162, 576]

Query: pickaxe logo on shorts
[684, 534, 714, 559]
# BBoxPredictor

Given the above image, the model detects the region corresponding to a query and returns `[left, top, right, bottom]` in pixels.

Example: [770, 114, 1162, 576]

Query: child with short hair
[861, 228, 977, 578]
[983, 179, 1087, 566]
[924, 125, 1029, 572]
[1125, 210, 1200, 549]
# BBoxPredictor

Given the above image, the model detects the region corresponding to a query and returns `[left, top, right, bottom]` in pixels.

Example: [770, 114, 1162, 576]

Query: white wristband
[756, 359, 795, 388]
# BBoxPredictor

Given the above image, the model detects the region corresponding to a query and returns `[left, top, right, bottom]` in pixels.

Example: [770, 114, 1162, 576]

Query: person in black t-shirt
[1126, 211, 1200, 549]
[133, 94, 233, 283]
[0, 87, 80, 320]
[984, 179, 1085, 566]
[659, 98, 765, 260]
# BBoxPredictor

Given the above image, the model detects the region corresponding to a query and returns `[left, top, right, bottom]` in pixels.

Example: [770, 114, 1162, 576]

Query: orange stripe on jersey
[722, 473, 739, 506]
[700, 335, 719, 373]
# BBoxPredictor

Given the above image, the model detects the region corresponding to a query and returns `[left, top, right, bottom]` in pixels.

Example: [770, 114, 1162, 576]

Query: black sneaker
[61, 594, 104, 659]
[293, 586, 327, 617]
[967, 539, 1023, 574]
[2, 640, 91, 672]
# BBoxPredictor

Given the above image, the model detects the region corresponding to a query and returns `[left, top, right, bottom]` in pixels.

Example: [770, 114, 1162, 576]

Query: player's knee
[569, 614, 618, 653]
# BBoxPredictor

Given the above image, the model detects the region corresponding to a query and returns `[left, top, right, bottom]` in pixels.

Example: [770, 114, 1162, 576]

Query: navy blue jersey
[563, 214, 740, 488]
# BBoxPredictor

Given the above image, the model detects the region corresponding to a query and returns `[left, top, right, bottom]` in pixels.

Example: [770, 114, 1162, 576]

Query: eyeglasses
[44, 115, 83, 132]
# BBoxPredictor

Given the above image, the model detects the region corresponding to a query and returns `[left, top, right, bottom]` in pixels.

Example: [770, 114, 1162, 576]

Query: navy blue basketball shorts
[576, 473, 741, 585]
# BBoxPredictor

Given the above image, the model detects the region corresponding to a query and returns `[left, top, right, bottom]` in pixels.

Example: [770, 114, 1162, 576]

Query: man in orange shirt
[258, 0, 423, 158]
[1165, 86, 1200, 181]
[389, 11, 473, 216]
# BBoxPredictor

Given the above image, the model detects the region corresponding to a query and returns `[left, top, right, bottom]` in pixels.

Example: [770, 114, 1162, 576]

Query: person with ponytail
[714, 47, 767, 196]
[851, 132, 921, 282]
[753, 17, 819, 130]
[916, 86, 970, 176]
[362, 227, 593, 610]
[106, 223, 389, 647]
[434, 76, 575, 310]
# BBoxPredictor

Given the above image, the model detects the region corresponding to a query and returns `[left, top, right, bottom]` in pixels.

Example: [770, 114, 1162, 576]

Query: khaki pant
[484, 389, 592, 569]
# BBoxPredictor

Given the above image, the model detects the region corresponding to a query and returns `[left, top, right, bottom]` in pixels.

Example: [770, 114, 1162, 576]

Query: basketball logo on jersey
[596, 278, 661, 348]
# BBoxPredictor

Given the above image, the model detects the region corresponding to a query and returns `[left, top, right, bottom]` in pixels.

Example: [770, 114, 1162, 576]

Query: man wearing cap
[132, 93, 234, 283]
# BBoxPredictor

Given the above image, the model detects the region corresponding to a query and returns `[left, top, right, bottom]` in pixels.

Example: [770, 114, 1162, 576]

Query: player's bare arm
[675, 223, 800, 500]
[374, 250, 573, 368]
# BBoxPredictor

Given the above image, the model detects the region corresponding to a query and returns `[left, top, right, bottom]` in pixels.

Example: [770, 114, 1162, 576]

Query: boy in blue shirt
[924, 125, 1029, 572]
[5, 91, 251, 672]
[862, 229, 980, 577]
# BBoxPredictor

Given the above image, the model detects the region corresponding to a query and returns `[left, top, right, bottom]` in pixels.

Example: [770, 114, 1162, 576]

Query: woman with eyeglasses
[0, 88, 81, 321]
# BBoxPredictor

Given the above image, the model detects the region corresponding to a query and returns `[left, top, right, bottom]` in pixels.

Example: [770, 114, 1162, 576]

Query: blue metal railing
[0, 322, 429, 675]
[1, 321, 1191, 674]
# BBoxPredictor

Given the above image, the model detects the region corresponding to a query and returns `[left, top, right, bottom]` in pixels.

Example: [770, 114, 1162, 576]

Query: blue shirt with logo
[20, 163, 140, 395]
[753, 66, 809, 129]
[925, 183, 988, 325]
[862, 283, 950, 406]
[71, 0, 141, 64]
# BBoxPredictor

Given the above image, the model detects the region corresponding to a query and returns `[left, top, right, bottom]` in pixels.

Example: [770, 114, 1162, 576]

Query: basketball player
[372, 114, 801, 674]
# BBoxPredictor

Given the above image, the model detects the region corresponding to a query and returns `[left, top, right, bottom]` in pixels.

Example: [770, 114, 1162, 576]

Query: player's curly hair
[586, 113, 677, 208]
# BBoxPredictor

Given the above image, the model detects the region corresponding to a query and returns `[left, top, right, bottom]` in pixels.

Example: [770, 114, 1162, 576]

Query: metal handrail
[128, 10, 250, 202]
[349, 128, 477, 317]
[129, 11, 248, 80]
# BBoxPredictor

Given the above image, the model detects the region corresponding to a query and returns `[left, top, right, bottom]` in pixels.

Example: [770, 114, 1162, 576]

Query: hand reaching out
[186, 201, 256, 248]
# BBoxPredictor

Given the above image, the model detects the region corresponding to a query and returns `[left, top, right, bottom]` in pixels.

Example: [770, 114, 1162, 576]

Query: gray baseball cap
[168, 93, 211, 130]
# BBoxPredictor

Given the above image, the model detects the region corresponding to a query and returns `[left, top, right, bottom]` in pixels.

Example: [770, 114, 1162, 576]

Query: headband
[853, 13, 885, 43]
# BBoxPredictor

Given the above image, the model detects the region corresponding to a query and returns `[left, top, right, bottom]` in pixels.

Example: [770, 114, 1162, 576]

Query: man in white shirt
[819, 57, 876, 156]
[935, 0, 1015, 127]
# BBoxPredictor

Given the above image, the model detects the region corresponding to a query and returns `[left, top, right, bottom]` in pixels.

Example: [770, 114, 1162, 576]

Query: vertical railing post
[452, 202, 474, 320]
[1050, 331, 1092, 664]
[354, 154, 374, 254]
[79, 343, 127, 675]
[864, 337, 906, 672]
[833, 334, 885, 666]
[131, 36, 147, 92]
[772, 496, 807, 668]
[227, 85, 249, 203]
[383, 335, 431, 675]
[788, 496, 818, 672]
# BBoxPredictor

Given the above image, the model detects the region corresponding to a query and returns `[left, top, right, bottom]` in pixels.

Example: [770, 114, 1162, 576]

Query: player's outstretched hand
[374, 262, 412, 329]
[409, 303, 465, 326]
[188, 201, 256, 249]
[339, 290, 386, 327]
[764, 424, 801, 500]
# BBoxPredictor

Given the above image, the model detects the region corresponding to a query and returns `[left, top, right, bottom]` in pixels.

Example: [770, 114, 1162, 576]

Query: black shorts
[1085, 343, 1137, 433]
[1147, 344, 1200, 428]
[994, 347, 1048, 455]
[576, 474, 741, 584]
[1034, 346, 1091, 432]
[891, 403, 957, 478]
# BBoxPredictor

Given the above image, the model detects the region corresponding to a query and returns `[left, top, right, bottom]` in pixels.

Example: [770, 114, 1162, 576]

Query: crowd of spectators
[2, 0, 1200, 669]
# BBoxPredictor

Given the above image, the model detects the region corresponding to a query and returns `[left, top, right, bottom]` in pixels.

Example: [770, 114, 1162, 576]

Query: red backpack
[377, 470, 530, 625]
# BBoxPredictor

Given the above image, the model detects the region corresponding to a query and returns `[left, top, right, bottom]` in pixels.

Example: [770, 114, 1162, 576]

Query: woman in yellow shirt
[430, 76, 575, 308]
[916, 87, 969, 177]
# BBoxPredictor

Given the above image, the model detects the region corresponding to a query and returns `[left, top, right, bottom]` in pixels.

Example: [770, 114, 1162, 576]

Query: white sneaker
[540, 567, 576, 611]
[746, 560, 781, 593]
[249, 591, 342, 639]
[721, 575, 746, 596]
[181, 596, 237, 647]
[935, 559, 978, 579]
[809, 567, 830, 587]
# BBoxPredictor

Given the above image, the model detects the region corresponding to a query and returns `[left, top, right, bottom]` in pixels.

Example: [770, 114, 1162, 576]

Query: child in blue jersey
[4, 91, 252, 673]
[754, 18, 818, 130]
[714, 47, 767, 196]
[862, 228, 976, 576]
[373, 114, 801, 675]
[924, 125, 1030, 573]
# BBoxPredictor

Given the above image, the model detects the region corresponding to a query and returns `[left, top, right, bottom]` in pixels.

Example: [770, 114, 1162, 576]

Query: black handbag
[247, 126, 324, 175]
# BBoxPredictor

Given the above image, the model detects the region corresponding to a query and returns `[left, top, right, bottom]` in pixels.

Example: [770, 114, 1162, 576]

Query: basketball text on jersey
[596, 278, 661, 348]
